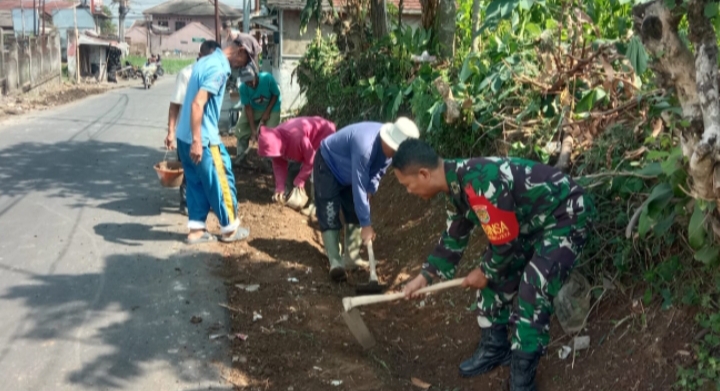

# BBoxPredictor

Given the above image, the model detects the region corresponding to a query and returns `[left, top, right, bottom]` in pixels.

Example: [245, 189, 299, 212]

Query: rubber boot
[342, 224, 368, 270]
[321, 230, 346, 282]
[510, 351, 540, 391]
[301, 204, 316, 217]
[458, 326, 511, 378]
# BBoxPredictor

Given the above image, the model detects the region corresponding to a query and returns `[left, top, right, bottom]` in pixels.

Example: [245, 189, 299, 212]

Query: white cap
[379, 117, 420, 151]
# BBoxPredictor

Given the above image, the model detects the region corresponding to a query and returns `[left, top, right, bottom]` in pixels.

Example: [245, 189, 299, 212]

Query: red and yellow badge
[476, 205, 490, 224]
[464, 184, 519, 245]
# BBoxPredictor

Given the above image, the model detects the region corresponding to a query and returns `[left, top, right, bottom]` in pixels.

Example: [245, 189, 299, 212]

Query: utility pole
[20, 1, 26, 37]
[41, 0, 45, 36]
[119, 0, 128, 42]
[243, 0, 249, 34]
[214, 0, 220, 43]
[33, 0, 37, 36]
[73, 1, 80, 82]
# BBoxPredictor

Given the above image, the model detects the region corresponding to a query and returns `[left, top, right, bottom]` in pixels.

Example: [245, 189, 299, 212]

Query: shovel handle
[343, 277, 464, 311]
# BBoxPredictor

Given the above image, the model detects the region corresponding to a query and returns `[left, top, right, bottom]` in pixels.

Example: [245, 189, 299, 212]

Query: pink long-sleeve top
[258, 116, 336, 193]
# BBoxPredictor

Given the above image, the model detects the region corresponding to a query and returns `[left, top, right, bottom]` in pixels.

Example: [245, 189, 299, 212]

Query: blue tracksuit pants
[177, 140, 239, 233]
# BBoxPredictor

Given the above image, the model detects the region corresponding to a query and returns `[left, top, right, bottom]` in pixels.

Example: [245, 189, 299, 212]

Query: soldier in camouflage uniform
[394, 139, 594, 391]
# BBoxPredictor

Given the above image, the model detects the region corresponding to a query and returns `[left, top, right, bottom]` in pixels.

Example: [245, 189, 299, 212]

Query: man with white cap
[313, 117, 420, 281]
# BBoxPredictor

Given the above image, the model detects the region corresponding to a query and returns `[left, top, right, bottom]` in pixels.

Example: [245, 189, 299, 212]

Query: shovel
[355, 240, 386, 295]
[341, 277, 464, 349]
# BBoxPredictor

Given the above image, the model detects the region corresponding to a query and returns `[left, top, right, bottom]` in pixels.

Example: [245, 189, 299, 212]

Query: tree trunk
[398, 0, 403, 27]
[633, 0, 720, 228]
[420, 0, 438, 31]
[370, 0, 388, 39]
[471, 0, 481, 51]
[437, 0, 456, 58]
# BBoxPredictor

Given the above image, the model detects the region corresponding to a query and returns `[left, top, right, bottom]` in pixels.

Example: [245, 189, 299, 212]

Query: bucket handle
[162, 148, 180, 163]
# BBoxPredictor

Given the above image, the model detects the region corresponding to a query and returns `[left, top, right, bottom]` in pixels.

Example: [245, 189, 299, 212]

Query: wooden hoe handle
[342, 278, 464, 312]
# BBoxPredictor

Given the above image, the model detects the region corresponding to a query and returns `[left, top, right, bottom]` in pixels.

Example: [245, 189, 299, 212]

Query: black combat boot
[510, 350, 541, 391]
[458, 326, 511, 377]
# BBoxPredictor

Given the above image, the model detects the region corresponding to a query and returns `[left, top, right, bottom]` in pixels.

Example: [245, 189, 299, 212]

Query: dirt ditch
[213, 139, 697, 391]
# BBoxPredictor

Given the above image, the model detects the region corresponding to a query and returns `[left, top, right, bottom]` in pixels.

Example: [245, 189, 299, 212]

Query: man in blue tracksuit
[314, 117, 420, 281]
[175, 43, 252, 244]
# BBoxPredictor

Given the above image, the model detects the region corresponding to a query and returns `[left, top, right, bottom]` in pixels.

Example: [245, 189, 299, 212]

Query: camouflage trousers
[476, 194, 593, 355]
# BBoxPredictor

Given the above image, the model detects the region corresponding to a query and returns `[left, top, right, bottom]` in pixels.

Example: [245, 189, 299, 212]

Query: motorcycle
[141, 62, 157, 89]
[155, 60, 165, 77]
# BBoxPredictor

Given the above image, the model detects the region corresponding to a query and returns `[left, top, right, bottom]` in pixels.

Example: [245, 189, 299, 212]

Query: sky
[114, 0, 249, 27]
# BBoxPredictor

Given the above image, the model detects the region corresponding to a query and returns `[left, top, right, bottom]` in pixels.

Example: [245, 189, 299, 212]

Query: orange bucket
[154, 160, 184, 188]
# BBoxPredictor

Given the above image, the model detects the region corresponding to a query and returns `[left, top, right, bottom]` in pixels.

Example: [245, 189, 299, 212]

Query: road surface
[0, 79, 235, 391]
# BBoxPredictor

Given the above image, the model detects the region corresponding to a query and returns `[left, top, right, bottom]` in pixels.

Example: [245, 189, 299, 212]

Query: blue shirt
[239, 72, 281, 112]
[176, 49, 230, 146]
[320, 122, 390, 227]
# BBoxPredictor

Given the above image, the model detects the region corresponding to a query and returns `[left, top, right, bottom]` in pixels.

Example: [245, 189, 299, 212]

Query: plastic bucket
[154, 161, 184, 188]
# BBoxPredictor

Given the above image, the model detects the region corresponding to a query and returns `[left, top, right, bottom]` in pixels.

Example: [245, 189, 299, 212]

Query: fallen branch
[555, 135, 574, 172]
[575, 171, 658, 181]
[219, 303, 244, 313]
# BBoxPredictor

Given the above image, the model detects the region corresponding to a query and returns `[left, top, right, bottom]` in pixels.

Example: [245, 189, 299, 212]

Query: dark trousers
[313, 153, 359, 231]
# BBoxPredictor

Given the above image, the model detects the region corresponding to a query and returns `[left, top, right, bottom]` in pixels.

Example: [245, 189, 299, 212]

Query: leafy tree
[100, 5, 117, 36]
[632, 0, 720, 263]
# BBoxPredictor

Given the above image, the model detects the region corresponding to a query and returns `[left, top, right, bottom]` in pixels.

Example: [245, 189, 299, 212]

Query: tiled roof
[144, 0, 242, 17]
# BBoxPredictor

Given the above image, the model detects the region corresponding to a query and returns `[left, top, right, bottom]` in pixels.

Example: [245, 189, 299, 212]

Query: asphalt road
[0, 79, 235, 391]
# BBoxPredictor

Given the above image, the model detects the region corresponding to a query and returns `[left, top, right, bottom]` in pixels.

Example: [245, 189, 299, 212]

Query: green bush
[295, 0, 720, 386]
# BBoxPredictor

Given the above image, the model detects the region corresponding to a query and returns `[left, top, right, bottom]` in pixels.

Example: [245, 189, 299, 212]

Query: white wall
[272, 56, 305, 113]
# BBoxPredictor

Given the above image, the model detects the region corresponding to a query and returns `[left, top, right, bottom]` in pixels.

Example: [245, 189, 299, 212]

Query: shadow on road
[0, 140, 183, 219]
[0, 250, 251, 389]
[93, 222, 183, 246]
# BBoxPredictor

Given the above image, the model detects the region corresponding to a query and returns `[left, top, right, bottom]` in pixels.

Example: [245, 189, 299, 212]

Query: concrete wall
[272, 56, 305, 113]
[59, 27, 95, 61]
[1, 31, 61, 95]
[269, 10, 421, 113]
[281, 10, 333, 56]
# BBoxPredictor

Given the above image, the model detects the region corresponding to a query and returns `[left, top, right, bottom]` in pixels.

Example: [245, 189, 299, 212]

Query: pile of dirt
[0, 81, 131, 119]
[219, 142, 698, 390]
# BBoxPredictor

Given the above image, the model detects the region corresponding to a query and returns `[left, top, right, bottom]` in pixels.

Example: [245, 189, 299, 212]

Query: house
[51, 8, 97, 60]
[261, 0, 423, 112]
[0, 0, 78, 34]
[142, 0, 242, 38]
[125, 19, 214, 56]
[67, 29, 128, 81]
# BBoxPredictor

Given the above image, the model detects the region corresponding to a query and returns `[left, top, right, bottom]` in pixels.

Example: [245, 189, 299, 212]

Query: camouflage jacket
[422, 158, 588, 280]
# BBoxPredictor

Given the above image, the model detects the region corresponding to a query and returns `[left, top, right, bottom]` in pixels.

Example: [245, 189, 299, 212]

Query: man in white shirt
[165, 40, 222, 215]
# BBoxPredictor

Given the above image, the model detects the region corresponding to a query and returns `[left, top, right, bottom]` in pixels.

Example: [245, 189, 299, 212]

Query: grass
[124, 55, 194, 75]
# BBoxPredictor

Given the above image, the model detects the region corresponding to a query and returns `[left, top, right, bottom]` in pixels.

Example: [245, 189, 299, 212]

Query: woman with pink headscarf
[258, 116, 336, 211]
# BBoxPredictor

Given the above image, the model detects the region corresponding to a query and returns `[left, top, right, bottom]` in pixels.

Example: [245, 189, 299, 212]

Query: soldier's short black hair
[392, 139, 441, 173]
[200, 40, 221, 55]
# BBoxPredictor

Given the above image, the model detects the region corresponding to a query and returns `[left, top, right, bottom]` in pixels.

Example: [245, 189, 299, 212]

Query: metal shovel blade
[355, 280, 387, 295]
[355, 240, 386, 295]
[341, 309, 376, 350]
